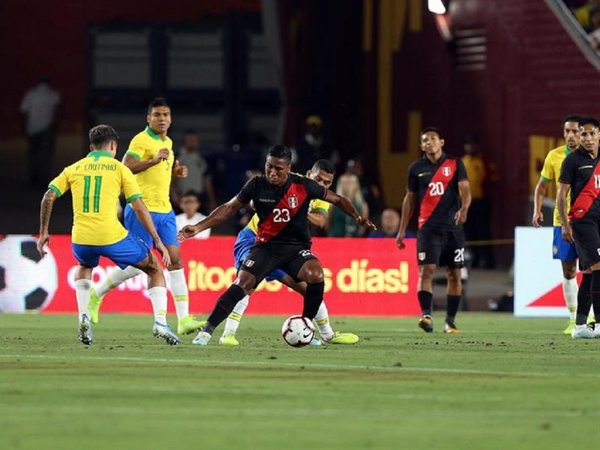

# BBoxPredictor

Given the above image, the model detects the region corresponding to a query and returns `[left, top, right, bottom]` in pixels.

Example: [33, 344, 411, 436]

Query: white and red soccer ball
[281, 315, 315, 347]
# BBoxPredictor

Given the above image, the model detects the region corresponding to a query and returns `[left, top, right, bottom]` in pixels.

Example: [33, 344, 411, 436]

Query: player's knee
[562, 264, 577, 279]
[419, 265, 434, 281]
[234, 274, 255, 294]
[446, 268, 462, 285]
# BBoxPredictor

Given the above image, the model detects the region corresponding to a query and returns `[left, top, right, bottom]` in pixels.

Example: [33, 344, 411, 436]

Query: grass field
[0, 312, 598, 450]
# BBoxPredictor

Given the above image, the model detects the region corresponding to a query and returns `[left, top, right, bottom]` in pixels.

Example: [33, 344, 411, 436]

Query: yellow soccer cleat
[418, 315, 434, 333]
[563, 319, 576, 335]
[177, 315, 205, 335]
[443, 322, 460, 334]
[327, 332, 359, 345]
[218, 333, 240, 346]
[88, 288, 103, 324]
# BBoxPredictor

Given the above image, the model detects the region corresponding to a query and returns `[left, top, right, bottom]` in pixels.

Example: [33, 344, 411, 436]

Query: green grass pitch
[0, 312, 597, 450]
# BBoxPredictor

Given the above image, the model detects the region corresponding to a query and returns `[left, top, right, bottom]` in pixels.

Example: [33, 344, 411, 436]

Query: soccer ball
[0, 235, 58, 313]
[281, 315, 315, 347]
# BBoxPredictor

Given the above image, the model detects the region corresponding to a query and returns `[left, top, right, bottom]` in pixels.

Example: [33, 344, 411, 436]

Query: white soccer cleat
[572, 324, 595, 339]
[192, 331, 212, 346]
[152, 321, 180, 345]
[78, 314, 93, 345]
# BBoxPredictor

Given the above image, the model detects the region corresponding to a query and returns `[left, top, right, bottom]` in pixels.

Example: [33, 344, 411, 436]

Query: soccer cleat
[418, 315, 434, 333]
[192, 331, 212, 346]
[327, 332, 359, 345]
[572, 324, 595, 339]
[218, 333, 240, 346]
[88, 288, 103, 324]
[78, 314, 93, 345]
[443, 322, 460, 334]
[309, 337, 323, 346]
[177, 315, 205, 335]
[563, 319, 576, 335]
[593, 324, 600, 339]
[152, 322, 180, 345]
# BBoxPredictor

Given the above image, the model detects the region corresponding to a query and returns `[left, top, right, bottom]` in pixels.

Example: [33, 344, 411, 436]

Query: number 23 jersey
[407, 153, 468, 230]
[237, 173, 327, 246]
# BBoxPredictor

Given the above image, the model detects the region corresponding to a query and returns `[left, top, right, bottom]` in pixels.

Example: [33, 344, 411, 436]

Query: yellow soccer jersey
[246, 198, 331, 234]
[125, 126, 173, 213]
[49, 151, 142, 245]
[540, 145, 571, 226]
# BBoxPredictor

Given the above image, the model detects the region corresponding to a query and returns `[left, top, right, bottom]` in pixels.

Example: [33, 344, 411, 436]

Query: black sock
[446, 295, 461, 324]
[417, 291, 433, 316]
[591, 271, 600, 323]
[303, 282, 324, 319]
[576, 273, 592, 325]
[205, 284, 246, 332]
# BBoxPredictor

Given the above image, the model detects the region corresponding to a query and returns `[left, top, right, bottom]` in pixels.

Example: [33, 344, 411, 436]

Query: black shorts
[572, 216, 600, 271]
[240, 243, 318, 286]
[416, 226, 465, 268]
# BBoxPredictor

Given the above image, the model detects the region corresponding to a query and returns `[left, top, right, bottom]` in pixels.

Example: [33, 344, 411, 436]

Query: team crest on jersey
[244, 259, 255, 267]
[288, 195, 299, 209]
[418, 252, 426, 261]
[442, 166, 452, 177]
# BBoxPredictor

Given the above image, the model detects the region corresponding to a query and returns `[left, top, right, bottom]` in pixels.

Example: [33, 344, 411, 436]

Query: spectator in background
[345, 158, 384, 219]
[235, 169, 262, 232]
[175, 191, 211, 240]
[575, 0, 600, 31]
[293, 115, 339, 173]
[587, 7, 600, 50]
[174, 130, 216, 214]
[461, 134, 495, 269]
[328, 174, 369, 237]
[20, 76, 61, 189]
[370, 208, 401, 238]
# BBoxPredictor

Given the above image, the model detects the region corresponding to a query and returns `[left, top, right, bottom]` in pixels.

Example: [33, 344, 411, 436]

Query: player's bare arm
[532, 178, 549, 227]
[557, 181, 573, 243]
[122, 149, 170, 174]
[308, 210, 328, 228]
[172, 159, 188, 178]
[455, 179, 471, 225]
[37, 189, 58, 256]
[396, 190, 416, 250]
[130, 198, 171, 267]
[178, 196, 246, 240]
[323, 190, 376, 230]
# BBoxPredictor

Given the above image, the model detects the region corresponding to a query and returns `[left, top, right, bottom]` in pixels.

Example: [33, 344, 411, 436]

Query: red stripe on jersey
[569, 164, 600, 220]
[256, 183, 309, 243]
[418, 159, 457, 229]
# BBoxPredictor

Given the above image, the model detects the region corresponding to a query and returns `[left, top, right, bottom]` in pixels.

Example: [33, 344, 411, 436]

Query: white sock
[147, 286, 168, 324]
[169, 268, 189, 321]
[222, 295, 250, 336]
[96, 266, 142, 297]
[563, 278, 578, 321]
[314, 301, 334, 341]
[75, 279, 92, 321]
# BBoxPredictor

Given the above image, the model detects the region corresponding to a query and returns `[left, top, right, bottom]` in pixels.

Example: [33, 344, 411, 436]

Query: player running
[88, 98, 203, 335]
[178, 145, 375, 345]
[218, 159, 359, 346]
[37, 125, 179, 346]
[396, 127, 471, 334]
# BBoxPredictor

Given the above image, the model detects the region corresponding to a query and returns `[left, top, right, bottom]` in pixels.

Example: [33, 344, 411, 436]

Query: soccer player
[36, 125, 180, 346]
[557, 117, 600, 339]
[89, 98, 203, 335]
[532, 115, 586, 334]
[178, 145, 375, 345]
[396, 127, 471, 333]
[219, 159, 359, 346]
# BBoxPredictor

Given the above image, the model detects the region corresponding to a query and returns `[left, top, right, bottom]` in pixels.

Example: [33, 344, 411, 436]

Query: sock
[314, 301, 334, 341]
[592, 271, 600, 323]
[75, 279, 92, 320]
[562, 277, 578, 321]
[576, 273, 592, 325]
[417, 291, 433, 316]
[147, 286, 168, 324]
[303, 282, 324, 320]
[169, 268, 189, 321]
[96, 266, 142, 297]
[445, 295, 461, 324]
[206, 284, 247, 333]
[222, 295, 250, 336]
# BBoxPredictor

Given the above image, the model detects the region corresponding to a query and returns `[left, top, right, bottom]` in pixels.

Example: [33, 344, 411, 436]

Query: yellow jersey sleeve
[309, 198, 331, 216]
[126, 133, 148, 160]
[49, 166, 72, 197]
[246, 214, 259, 234]
[540, 150, 557, 182]
[120, 164, 142, 203]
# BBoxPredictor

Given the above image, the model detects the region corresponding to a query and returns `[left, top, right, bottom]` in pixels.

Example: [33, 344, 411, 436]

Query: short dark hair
[311, 159, 336, 174]
[420, 126, 442, 138]
[89, 125, 119, 148]
[563, 115, 581, 125]
[181, 190, 200, 202]
[579, 116, 600, 129]
[148, 97, 170, 114]
[267, 144, 292, 162]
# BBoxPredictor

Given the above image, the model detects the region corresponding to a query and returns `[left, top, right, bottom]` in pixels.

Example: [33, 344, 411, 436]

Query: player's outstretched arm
[37, 189, 58, 256]
[396, 190, 415, 250]
[532, 178, 549, 227]
[323, 190, 376, 231]
[122, 149, 169, 174]
[178, 196, 246, 240]
[130, 198, 171, 266]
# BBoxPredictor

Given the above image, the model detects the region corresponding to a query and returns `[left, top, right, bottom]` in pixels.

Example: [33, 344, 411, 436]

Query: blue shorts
[72, 234, 150, 269]
[553, 226, 578, 261]
[233, 228, 286, 282]
[124, 205, 179, 247]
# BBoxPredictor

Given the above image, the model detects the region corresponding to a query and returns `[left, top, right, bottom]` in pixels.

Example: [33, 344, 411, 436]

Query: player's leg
[415, 228, 442, 332]
[71, 244, 100, 345]
[554, 226, 578, 334]
[287, 248, 325, 320]
[570, 220, 596, 338]
[439, 227, 465, 333]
